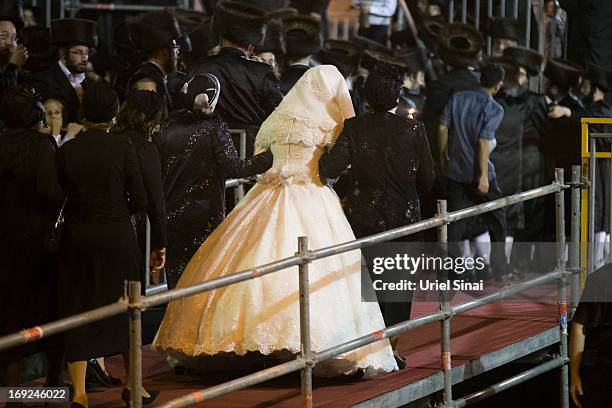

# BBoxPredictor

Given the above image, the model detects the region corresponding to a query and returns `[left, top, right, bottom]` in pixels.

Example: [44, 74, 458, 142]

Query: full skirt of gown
[153, 174, 398, 376]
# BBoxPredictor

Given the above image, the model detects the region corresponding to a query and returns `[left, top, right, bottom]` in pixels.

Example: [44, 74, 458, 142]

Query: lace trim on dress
[254, 111, 337, 149]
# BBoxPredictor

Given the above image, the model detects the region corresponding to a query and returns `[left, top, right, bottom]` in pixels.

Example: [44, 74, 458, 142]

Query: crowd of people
[1, 0, 612, 407]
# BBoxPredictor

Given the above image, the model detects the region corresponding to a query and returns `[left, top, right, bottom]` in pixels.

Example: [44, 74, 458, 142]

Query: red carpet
[83, 284, 561, 407]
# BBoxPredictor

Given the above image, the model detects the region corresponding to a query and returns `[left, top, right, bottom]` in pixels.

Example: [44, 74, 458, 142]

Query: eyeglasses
[0, 32, 17, 43]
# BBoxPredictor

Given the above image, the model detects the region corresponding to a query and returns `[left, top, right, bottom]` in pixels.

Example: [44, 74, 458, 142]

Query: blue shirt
[440, 89, 504, 183]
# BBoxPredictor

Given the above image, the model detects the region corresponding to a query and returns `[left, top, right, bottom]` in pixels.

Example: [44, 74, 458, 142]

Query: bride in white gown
[153, 65, 398, 376]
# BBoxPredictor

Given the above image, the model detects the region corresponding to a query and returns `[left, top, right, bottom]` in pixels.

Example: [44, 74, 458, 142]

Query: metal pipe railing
[438, 200, 453, 406]
[0, 173, 573, 408]
[569, 166, 581, 315]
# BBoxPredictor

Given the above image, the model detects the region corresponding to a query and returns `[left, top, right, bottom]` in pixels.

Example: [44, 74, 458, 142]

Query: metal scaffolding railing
[0, 168, 578, 408]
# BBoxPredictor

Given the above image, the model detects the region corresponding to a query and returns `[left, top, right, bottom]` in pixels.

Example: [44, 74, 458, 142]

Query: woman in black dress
[0, 87, 64, 388]
[57, 83, 150, 407]
[155, 74, 272, 289]
[115, 90, 168, 286]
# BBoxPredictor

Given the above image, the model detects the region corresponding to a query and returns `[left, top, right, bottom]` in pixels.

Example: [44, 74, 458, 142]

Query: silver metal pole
[128, 281, 143, 408]
[437, 200, 453, 407]
[449, 0, 455, 23]
[475, 0, 481, 29]
[298, 236, 313, 408]
[570, 166, 581, 316]
[461, 0, 467, 23]
[526, 0, 532, 47]
[235, 131, 247, 204]
[513, 0, 519, 18]
[487, 0, 493, 55]
[46, 0, 51, 27]
[501, 0, 506, 17]
[588, 138, 596, 274]
[554, 168, 569, 408]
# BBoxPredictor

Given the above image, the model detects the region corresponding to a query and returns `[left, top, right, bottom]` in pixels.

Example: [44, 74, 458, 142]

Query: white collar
[58, 60, 85, 86]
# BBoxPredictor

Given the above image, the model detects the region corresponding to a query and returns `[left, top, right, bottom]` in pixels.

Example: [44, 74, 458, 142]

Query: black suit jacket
[280, 64, 310, 95]
[32, 64, 92, 124]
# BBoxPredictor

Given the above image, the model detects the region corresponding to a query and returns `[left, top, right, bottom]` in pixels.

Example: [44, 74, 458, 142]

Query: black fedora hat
[437, 23, 484, 68]
[51, 18, 98, 48]
[128, 10, 182, 55]
[317, 39, 361, 77]
[361, 50, 407, 80]
[544, 58, 584, 88]
[212, 0, 267, 47]
[503, 46, 544, 76]
[255, 18, 285, 56]
[353, 34, 394, 55]
[0, 0, 24, 31]
[282, 14, 322, 59]
[485, 16, 521, 42]
[586, 63, 612, 93]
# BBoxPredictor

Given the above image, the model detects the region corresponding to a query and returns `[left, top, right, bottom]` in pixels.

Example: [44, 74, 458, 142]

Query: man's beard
[0, 48, 11, 67]
[67, 61, 87, 74]
[164, 53, 177, 75]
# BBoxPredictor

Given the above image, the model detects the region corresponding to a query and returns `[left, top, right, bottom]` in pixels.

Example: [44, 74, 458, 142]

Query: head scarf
[178, 73, 221, 112]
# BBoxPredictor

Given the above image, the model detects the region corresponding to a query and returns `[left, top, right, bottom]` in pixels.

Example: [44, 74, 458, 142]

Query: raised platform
[84, 285, 562, 408]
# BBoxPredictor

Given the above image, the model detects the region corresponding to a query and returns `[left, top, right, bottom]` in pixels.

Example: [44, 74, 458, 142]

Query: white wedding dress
[153, 65, 398, 376]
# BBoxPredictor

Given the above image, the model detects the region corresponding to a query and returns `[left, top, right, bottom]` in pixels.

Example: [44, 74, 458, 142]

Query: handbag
[44, 198, 67, 253]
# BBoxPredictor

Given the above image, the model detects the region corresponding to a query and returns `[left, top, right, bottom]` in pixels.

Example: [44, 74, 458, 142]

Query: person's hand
[478, 174, 489, 195]
[570, 375, 583, 408]
[149, 248, 166, 285]
[548, 105, 571, 119]
[66, 123, 84, 138]
[9, 44, 28, 67]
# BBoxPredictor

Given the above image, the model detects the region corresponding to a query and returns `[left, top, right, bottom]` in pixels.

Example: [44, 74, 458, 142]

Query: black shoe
[394, 354, 407, 370]
[121, 388, 160, 407]
[86, 359, 121, 388]
[70, 403, 87, 408]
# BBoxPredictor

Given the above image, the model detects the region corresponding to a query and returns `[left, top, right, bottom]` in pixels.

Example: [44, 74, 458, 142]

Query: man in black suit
[127, 10, 185, 110]
[0, 6, 28, 109]
[32, 18, 97, 124]
[186, 0, 284, 158]
[279, 15, 322, 95]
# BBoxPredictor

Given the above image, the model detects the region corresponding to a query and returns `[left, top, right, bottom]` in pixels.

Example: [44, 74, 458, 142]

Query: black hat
[51, 18, 98, 48]
[395, 47, 425, 75]
[283, 15, 322, 59]
[485, 17, 521, 42]
[22, 25, 52, 59]
[290, 0, 328, 15]
[175, 9, 207, 35]
[544, 58, 583, 88]
[128, 10, 182, 55]
[586, 63, 612, 93]
[502, 46, 543, 76]
[241, 0, 288, 12]
[82, 83, 119, 123]
[0, 0, 24, 31]
[212, 0, 267, 47]
[255, 18, 285, 56]
[266, 7, 299, 21]
[186, 18, 219, 60]
[353, 35, 394, 55]
[361, 50, 408, 80]
[418, 16, 447, 50]
[437, 23, 484, 68]
[317, 39, 361, 77]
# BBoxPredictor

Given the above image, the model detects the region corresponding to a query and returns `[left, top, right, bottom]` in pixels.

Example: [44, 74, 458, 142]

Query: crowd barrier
[0, 167, 580, 408]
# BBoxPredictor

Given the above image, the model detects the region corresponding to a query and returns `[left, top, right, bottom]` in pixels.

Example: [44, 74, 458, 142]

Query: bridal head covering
[179, 73, 221, 112]
[280, 64, 355, 126]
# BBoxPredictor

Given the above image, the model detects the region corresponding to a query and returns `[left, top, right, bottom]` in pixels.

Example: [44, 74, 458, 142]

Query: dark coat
[32, 63, 92, 124]
[0, 129, 63, 358]
[120, 128, 167, 251]
[491, 91, 528, 232]
[421, 68, 481, 168]
[185, 47, 284, 156]
[0, 63, 22, 115]
[57, 129, 147, 361]
[280, 64, 310, 95]
[155, 111, 272, 288]
[319, 112, 435, 238]
[128, 61, 173, 110]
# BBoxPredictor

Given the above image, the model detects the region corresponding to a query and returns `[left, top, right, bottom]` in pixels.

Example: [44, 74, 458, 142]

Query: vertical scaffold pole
[298, 236, 313, 408]
[588, 138, 596, 274]
[128, 281, 143, 408]
[554, 169, 569, 408]
[437, 200, 453, 407]
[570, 166, 581, 316]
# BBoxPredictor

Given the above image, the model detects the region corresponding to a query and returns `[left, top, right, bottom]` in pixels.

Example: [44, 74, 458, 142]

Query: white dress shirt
[58, 60, 85, 87]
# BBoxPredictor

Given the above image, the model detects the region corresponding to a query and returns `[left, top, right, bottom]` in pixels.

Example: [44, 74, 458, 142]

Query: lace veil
[255, 65, 356, 149]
